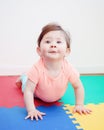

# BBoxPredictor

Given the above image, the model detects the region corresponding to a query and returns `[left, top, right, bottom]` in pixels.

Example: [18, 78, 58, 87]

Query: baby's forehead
[43, 30, 65, 40]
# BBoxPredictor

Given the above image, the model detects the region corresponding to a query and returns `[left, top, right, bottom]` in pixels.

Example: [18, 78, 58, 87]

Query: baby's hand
[73, 104, 92, 115]
[25, 109, 46, 121]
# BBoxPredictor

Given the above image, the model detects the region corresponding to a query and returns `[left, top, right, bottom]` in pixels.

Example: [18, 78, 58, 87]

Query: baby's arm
[72, 78, 92, 115]
[24, 79, 46, 120]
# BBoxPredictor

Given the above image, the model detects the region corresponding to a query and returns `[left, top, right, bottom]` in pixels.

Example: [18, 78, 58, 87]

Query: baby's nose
[50, 45, 56, 48]
[50, 43, 56, 48]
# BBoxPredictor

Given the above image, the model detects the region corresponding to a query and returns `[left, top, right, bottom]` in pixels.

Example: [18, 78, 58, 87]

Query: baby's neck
[43, 59, 63, 71]
[43, 60, 63, 78]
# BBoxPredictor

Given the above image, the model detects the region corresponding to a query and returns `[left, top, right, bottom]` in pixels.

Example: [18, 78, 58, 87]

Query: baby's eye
[45, 40, 51, 44]
[57, 41, 62, 44]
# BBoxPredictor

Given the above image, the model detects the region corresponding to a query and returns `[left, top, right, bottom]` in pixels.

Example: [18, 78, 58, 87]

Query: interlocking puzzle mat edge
[0, 105, 81, 130]
[63, 103, 104, 130]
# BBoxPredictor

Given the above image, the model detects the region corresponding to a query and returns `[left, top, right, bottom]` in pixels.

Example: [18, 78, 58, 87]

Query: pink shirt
[27, 58, 79, 102]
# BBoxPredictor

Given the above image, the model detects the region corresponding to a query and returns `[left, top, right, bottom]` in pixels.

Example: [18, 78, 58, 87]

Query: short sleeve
[68, 65, 80, 85]
[26, 64, 39, 84]
[64, 60, 80, 85]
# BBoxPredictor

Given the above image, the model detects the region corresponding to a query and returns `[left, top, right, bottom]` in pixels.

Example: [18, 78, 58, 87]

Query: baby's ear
[65, 48, 71, 57]
[36, 47, 41, 56]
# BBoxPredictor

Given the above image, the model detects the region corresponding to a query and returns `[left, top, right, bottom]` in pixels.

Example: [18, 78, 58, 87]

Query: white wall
[0, 0, 104, 75]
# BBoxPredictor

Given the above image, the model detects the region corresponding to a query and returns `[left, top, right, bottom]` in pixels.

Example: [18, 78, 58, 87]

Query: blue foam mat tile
[0, 106, 78, 130]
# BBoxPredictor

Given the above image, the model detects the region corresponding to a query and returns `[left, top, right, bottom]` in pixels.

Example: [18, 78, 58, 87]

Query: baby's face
[37, 31, 69, 60]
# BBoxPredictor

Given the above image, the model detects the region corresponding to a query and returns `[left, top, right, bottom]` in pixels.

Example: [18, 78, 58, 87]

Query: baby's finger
[82, 110, 88, 115]
[72, 108, 76, 113]
[38, 113, 43, 120]
[86, 109, 92, 114]
[78, 110, 83, 115]
[40, 112, 46, 116]
[88, 109, 92, 112]
[36, 112, 46, 120]
[25, 115, 30, 120]
[31, 115, 34, 121]
[35, 114, 39, 121]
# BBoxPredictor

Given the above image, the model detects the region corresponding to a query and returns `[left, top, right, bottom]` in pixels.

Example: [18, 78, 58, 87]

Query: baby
[16, 23, 91, 120]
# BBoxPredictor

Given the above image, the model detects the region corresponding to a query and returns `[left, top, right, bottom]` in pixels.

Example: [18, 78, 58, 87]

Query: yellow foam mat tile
[63, 104, 104, 130]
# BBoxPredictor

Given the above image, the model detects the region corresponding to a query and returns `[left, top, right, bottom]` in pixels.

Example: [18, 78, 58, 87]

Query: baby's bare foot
[16, 77, 22, 88]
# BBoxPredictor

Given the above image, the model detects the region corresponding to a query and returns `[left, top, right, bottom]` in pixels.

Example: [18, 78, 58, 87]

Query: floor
[0, 75, 104, 130]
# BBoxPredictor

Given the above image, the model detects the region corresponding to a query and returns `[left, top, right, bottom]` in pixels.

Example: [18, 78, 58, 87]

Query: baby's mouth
[49, 50, 57, 53]
[49, 51, 56, 53]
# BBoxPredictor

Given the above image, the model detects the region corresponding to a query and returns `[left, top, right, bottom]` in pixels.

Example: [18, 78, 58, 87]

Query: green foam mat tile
[60, 75, 104, 105]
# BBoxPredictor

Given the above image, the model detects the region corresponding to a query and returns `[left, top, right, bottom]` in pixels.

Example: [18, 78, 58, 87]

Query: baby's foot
[16, 75, 28, 92]
[16, 77, 22, 88]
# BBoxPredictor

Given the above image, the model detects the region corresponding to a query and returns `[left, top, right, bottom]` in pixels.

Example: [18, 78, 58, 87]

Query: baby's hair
[37, 23, 71, 48]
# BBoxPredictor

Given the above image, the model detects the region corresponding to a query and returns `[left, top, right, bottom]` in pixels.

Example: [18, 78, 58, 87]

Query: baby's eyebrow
[43, 36, 64, 41]
[44, 37, 52, 39]
[43, 37, 51, 41]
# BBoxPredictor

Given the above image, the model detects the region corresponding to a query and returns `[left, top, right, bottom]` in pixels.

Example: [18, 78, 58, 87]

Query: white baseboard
[0, 65, 104, 76]
[0, 65, 30, 76]
[77, 66, 104, 74]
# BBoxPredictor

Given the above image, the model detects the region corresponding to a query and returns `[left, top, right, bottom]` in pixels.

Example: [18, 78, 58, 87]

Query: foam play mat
[0, 75, 104, 130]
[64, 104, 104, 130]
